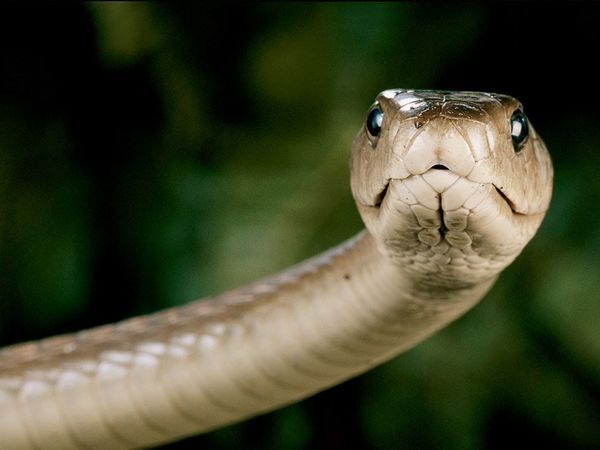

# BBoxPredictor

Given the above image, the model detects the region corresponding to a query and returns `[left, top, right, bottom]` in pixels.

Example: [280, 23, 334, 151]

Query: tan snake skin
[0, 90, 553, 449]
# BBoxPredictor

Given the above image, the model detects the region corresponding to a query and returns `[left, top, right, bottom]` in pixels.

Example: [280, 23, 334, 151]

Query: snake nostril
[431, 164, 449, 170]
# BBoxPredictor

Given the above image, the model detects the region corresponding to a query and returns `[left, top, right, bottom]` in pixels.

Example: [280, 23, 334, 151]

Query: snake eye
[366, 104, 384, 138]
[510, 109, 529, 153]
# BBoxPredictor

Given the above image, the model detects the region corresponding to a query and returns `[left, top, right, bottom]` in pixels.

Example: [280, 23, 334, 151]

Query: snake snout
[402, 120, 476, 178]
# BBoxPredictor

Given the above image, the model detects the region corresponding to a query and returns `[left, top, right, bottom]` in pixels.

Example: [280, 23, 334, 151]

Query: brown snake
[0, 90, 553, 449]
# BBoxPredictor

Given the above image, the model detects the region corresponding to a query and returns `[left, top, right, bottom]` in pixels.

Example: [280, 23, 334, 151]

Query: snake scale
[0, 90, 553, 449]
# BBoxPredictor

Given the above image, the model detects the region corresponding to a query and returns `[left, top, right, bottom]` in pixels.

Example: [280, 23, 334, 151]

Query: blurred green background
[0, 3, 599, 449]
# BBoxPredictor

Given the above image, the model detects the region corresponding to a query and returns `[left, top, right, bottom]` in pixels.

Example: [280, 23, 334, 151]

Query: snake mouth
[431, 164, 450, 170]
[493, 185, 519, 214]
[373, 177, 520, 215]
[374, 182, 389, 208]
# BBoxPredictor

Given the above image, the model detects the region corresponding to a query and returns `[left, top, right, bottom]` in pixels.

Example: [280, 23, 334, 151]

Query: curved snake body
[0, 90, 553, 449]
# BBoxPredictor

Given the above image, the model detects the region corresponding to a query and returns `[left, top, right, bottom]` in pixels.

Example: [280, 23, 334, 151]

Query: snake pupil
[366, 104, 383, 138]
[510, 109, 529, 152]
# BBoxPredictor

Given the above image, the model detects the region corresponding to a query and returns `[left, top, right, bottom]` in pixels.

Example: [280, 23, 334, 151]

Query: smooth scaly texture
[0, 90, 553, 449]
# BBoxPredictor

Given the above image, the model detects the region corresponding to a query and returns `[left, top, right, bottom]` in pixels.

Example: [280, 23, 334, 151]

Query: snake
[0, 89, 553, 449]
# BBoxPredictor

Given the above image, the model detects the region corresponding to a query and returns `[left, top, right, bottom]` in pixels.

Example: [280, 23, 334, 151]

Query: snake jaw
[371, 174, 524, 251]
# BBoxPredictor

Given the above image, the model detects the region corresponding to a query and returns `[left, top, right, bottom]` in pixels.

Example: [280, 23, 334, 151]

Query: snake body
[0, 90, 553, 449]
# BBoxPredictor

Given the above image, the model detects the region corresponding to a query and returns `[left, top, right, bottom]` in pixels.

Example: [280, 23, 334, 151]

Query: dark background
[0, 3, 599, 449]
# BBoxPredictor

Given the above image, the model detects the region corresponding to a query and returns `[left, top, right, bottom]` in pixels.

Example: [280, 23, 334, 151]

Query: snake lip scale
[0, 89, 553, 449]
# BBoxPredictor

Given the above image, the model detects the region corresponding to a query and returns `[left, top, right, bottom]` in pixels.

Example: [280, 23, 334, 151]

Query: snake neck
[0, 229, 495, 449]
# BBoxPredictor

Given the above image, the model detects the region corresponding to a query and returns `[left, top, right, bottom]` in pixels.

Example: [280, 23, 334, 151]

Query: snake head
[351, 89, 553, 287]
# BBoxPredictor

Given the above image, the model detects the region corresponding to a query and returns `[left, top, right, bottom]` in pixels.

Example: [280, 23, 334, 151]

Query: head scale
[351, 89, 553, 289]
